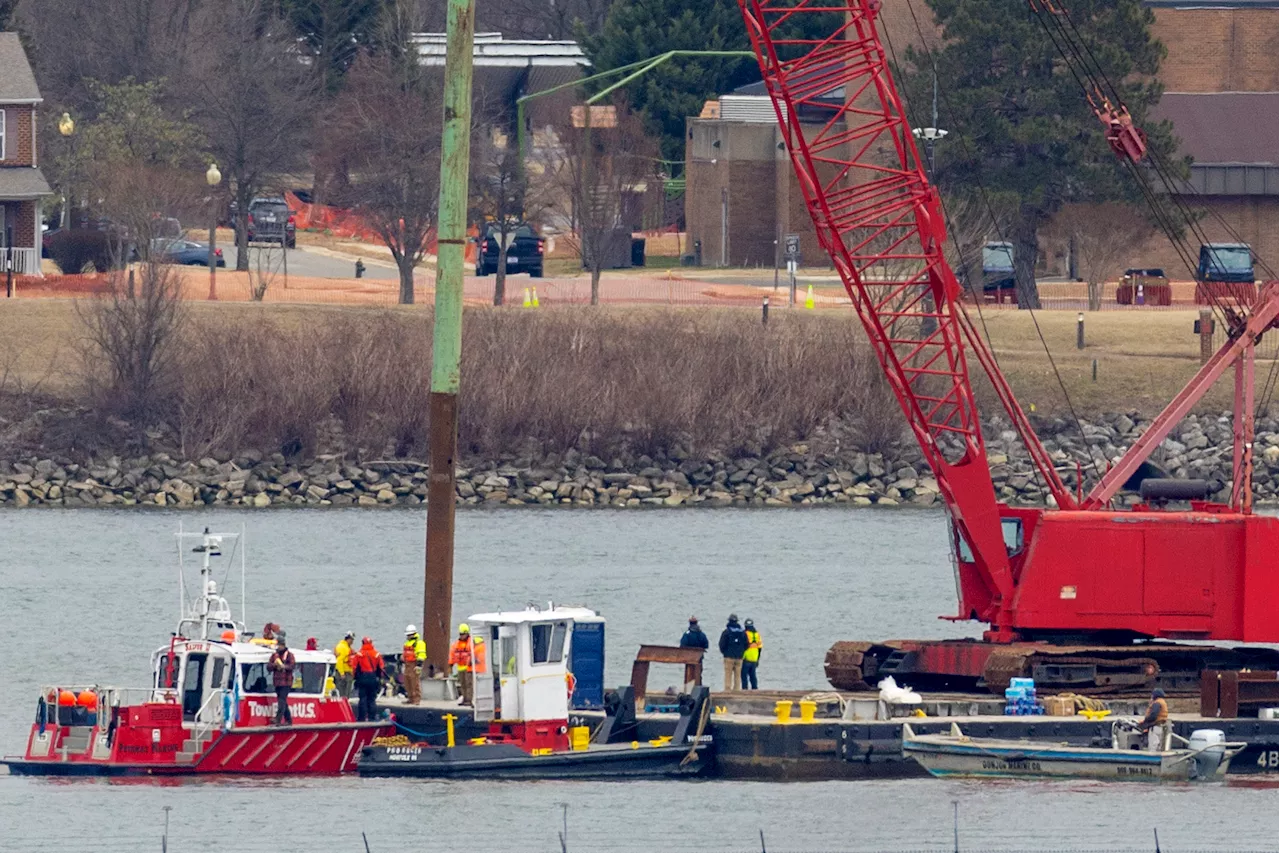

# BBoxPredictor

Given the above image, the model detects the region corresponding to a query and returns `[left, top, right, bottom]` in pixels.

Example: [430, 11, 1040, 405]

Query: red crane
[735, 0, 1278, 692]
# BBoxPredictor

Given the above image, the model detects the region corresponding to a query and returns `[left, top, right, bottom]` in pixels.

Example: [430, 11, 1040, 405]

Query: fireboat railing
[192, 688, 233, 744]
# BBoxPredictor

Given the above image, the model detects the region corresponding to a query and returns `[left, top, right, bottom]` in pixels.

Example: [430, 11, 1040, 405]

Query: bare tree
[1048, 202, 1155, 310]
[939, 191, 1016, 299]
[21, 0, 207, 109]
[325, 15, 441, 304]
[471, 128, 550, 306]
[77, 259, 187, 422]
[186, 0, 317, 271]
[542, 103, 657, 305]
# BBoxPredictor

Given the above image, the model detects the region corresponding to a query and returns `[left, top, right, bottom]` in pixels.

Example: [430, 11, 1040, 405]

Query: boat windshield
[239, 661, 328, 694]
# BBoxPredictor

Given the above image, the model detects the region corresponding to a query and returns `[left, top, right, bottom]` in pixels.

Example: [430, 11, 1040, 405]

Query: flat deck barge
[384, 691, 1278, 781]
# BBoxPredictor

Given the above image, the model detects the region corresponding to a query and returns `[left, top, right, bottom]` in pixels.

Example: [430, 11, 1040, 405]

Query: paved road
[222, 244, 399, 281]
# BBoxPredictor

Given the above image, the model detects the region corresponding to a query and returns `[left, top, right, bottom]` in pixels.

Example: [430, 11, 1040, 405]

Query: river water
[0, 508, 1275, 853]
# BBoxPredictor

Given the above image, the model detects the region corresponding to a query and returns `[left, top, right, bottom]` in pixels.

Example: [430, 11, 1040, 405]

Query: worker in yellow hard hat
[448, 623, 487, 706]
[402, 625, 426, 705]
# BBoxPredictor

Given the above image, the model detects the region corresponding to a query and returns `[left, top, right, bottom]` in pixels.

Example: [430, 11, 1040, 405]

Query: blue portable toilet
[559, 607, 606, 710]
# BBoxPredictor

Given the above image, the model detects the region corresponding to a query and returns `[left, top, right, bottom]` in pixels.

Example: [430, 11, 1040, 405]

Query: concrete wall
[1151, 6, 1278, 92]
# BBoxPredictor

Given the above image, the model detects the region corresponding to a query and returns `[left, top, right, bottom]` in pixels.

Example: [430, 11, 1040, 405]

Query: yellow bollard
[443, 713, 457, 748]
[804, 284, 815, 310]
[522, 287, 532, 308]
[531, 286, 540, 308]
[798, 700, 817, 722]
[774, 700, 793, 723]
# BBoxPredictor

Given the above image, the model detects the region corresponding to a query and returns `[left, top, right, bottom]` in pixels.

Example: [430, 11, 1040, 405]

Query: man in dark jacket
[718, 614, 749, 691]
[268, 637, 296, 726]
[680, 617, 709, 651]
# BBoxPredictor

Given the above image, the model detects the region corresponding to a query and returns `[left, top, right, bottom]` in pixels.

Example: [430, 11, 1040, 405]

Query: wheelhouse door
[200, 652, 232, 726]
[472, 624, 497, 723]
[181, 653, 208, 722]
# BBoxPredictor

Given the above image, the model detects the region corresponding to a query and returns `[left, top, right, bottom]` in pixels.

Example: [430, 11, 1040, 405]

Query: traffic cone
[531, 287, 540, 308]
[522, 287, 532, 308]
[804, 284, 815, 310]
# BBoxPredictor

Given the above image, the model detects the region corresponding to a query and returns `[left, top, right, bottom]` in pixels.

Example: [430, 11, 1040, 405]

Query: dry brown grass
[0, 300, 1273, 462]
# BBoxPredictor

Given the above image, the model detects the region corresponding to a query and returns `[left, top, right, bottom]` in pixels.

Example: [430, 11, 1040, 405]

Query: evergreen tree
[584, 0, 834, 164]
[902, 0, 1178, 307]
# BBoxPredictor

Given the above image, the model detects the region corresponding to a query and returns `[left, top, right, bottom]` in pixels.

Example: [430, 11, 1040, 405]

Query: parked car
[246, 197, 296, 248]
[1116, 268, 1171, 306]
[475, 223, 544, 277]
[151, 237, 225, 267]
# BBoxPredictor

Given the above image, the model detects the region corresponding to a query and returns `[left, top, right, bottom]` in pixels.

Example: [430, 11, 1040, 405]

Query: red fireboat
[2, 528, 391, 776]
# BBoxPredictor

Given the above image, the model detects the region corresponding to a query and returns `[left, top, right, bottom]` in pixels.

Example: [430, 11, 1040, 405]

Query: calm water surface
[0, 508, 1275, 852]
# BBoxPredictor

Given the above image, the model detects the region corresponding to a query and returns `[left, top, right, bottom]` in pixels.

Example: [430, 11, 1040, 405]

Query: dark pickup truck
[475, 223, 543, 278]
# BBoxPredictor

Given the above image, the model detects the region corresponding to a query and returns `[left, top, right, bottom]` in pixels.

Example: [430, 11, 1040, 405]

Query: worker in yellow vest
[402, 625, 427, 705]
[742, 619, 762, 690]
[334, 631, 355, 699]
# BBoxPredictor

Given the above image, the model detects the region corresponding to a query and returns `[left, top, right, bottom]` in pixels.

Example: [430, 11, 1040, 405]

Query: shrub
[47, 229, 116, 274]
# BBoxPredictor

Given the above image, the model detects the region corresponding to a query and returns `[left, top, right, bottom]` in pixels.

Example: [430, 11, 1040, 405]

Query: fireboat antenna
[176, 521, 185, 618]
[240, 522, 247, 629]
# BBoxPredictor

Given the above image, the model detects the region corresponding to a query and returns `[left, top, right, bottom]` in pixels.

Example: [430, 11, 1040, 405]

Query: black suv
[246, 197, 296, 248]
[475, 223, 543, 277]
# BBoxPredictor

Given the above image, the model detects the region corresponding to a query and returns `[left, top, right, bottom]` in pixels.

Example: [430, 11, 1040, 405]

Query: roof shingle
[0, 33, 41, 103]
[0, 168, 53, 198]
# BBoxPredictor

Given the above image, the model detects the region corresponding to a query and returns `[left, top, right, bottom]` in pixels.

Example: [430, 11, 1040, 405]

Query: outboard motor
[1188, 729, 1227, 779]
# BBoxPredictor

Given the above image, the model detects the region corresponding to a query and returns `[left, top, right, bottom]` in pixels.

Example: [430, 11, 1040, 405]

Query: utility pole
[423, 0, 474, 673]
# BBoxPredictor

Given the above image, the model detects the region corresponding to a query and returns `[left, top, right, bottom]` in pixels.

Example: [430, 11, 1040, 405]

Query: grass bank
[0, 299, 1272, 462]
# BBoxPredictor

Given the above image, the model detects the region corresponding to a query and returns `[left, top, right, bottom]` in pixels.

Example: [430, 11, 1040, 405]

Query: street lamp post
[910, 73, 947, 338]
[58, 112, 75, 229]
[205, 163, 222, 301]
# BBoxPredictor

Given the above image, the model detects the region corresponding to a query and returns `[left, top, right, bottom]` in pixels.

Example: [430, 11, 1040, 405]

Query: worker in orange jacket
[448, 624, 487, 706]
[352, 637, 385, 722]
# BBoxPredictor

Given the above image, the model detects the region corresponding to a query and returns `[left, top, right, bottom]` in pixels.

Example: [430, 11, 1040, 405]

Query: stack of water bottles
[1004, 677, 1044, 716]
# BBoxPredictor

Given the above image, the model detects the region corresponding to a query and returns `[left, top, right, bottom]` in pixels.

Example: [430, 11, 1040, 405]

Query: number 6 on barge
[3, 529, 391, 776]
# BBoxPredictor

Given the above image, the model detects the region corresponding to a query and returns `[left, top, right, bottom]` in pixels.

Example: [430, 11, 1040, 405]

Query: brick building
[685, 1, 1278, 276]
[0, 33, 51, 276]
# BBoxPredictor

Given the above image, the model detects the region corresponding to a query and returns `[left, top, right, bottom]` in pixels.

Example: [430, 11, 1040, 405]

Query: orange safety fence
[284, 192, 477, 264]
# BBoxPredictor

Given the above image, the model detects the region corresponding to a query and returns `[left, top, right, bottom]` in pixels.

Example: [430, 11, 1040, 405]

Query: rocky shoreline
[0, 412, 1275, 509]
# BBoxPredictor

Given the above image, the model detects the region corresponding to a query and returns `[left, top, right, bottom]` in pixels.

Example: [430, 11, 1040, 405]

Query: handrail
[192, 688, 232, 744]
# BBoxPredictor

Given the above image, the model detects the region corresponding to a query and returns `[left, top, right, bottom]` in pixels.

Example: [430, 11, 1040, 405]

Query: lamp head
[58, 112, 75, 137]
[206, 162, 222, 187]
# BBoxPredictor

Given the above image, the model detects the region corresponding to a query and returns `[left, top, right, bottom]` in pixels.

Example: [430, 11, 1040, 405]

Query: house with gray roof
[0, 32, 52, 276]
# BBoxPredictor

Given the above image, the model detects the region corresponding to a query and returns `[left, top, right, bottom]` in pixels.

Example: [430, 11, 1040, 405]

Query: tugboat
[358, 605, 715, 779]
[2, 529, 391, 776]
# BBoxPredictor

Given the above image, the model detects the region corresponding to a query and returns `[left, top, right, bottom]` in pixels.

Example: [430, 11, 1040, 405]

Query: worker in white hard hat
[402, 624, 426, 706]
[448, 623, 487, 706]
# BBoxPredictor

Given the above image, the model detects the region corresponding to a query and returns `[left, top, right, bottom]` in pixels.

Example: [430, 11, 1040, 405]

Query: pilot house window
[530, 622, 567, 664]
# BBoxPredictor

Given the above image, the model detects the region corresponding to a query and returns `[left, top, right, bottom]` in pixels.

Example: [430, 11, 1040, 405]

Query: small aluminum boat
[902, 721, 1246, 782]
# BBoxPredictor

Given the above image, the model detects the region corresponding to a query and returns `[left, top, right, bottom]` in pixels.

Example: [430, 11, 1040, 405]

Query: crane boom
[736, 0, 1074, 632]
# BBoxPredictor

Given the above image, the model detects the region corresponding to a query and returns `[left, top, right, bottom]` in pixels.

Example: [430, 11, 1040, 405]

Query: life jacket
[1151, 697, 1168, 724]
[449, 636, 487, 673]
[354, 645, 382, 676]
[744, 629, 762, 663]
[403, 634, 425, 663]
